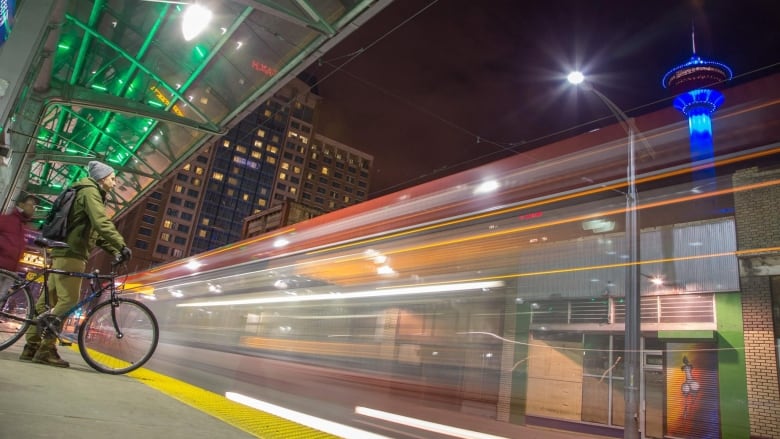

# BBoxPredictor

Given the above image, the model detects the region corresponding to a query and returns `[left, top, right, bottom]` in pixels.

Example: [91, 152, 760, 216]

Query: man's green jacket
[51, 177, 126, 261]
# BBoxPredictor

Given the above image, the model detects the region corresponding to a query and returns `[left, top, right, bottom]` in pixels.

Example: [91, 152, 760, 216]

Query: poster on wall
[0, 0, 16, 46]
[666, 343, 720, 438]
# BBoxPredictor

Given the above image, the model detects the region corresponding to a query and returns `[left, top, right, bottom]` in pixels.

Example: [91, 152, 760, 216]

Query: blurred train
[124, 82, 780, 438]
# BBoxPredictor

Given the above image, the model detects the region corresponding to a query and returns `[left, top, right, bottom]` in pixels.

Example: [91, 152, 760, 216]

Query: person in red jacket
[0, 194, 37, 293]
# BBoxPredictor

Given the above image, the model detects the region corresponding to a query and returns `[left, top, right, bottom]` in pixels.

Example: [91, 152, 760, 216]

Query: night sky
[305, 0, 780, 197]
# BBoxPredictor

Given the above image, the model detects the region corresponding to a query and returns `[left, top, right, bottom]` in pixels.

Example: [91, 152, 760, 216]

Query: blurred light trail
[226, 392, 390, 439]
[178, 281, 505, 307]
[355, 406, 509, 439]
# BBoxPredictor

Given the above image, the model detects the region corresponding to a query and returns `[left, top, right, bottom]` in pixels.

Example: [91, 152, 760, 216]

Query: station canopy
[0, 0, 389, 218]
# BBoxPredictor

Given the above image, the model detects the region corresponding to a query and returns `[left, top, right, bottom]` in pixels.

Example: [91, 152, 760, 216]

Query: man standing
[20, 161, 132, 367]
[0, 194, 37, 292]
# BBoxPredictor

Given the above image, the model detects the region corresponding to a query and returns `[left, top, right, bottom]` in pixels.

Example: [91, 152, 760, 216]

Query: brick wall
[734, 167, 780, 438]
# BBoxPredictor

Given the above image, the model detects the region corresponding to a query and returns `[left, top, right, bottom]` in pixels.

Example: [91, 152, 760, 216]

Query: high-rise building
[114, 77, 373, 269]
[301, 134, 373, 211]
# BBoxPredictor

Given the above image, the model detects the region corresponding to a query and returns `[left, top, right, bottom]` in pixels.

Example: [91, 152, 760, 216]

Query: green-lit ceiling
[0, 0, 390, 218]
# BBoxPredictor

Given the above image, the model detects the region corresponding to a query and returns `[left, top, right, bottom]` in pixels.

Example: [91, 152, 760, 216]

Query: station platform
[0, 341, 325, 439]
[0, 340, 611, 439]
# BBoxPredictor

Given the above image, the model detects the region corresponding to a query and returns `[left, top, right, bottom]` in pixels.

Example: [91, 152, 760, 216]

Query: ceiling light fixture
[182, 4, 212, 41]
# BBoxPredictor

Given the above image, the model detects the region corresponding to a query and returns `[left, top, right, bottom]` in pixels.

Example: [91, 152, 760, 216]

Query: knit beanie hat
[88, 161, 114, 181]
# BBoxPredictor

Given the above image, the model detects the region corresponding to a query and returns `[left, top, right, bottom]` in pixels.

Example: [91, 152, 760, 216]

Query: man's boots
[31, 338, 69, 368]
[19, 342, 40, 362]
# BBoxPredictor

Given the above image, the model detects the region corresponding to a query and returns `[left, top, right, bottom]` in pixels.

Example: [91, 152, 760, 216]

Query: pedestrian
[0, 194, 37, 293]
[20, 161, 132, 367]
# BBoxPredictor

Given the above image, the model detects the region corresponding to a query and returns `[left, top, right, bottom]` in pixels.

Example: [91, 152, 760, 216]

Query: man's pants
[25, 257, 85, 344]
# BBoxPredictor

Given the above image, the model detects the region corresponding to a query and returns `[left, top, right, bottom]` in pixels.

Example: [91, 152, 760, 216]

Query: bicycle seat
[34, 236, 69, 249]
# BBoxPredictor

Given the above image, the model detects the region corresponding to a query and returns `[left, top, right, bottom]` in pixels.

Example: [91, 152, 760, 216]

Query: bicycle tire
[0, 284, 33, 351]
[77, 298, 159, 374]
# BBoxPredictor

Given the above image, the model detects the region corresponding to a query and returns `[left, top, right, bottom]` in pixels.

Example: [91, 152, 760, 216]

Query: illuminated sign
[251, 60, 277, 77]
[21, 251, 44, 268]
[149, 86, 184, 116]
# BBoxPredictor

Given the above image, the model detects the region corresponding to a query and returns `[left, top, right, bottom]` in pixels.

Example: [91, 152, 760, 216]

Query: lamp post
[568, 71, 641, 439]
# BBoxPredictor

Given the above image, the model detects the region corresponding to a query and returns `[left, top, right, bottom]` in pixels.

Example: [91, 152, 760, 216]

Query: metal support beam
[48, 84, 224, 134]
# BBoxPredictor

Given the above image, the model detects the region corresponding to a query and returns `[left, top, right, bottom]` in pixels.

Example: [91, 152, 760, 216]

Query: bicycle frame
[0, 267, 119, 336]
[1, 239, 159, 374]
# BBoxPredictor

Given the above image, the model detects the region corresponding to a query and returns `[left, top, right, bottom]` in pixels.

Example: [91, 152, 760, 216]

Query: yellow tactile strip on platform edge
[127, 366, 339, 439]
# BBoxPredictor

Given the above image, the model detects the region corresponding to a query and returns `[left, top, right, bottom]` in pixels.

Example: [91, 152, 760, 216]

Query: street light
[568, 71, 641, 439]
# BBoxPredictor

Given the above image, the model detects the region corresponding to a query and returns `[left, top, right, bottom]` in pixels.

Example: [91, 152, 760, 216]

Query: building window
[142, 215, 156, 224]
[174, 236, 187, 245]
[145, 202, 159, 212]
[139, 227, 152, 236]
[155, 244, 169, 254]
[170, 196, 182, 205]
[211, 172, 224, 182]
[223, 140, 231, 147]
[163, 219, 174, 229]
[160, 233, 171, 242]
[135, 240, 149, 249]
[174, 184, 184, 193]
[198, 229, 207, 238]
[321, 167, 329, 176]
[150, 191, 162, 200]
[171, 248, 183, 258]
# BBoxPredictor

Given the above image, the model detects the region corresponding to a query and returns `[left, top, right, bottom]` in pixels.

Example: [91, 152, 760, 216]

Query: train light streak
[184, 260, 203, 271]
[273, 237, 290, 248]
[473, 180, 500, 194]
[225, 392, 390, 439]
[176, 281, 505, 308]
[355, 406, 508, 439]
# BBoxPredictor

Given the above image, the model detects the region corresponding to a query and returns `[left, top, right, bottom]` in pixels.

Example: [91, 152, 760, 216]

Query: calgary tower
[662, 30, 732, 179]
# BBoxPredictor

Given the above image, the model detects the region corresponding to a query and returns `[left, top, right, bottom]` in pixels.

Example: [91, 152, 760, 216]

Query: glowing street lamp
[568, 71, 641, 439]
[182, 4, 212, 41]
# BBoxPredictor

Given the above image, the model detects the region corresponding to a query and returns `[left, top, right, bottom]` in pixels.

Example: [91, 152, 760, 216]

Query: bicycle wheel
[77, 298, 159, 374]
[0, 284, 33, 351]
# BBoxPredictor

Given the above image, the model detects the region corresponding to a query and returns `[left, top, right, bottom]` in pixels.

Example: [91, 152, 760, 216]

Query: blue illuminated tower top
[662, 30, 732, 173]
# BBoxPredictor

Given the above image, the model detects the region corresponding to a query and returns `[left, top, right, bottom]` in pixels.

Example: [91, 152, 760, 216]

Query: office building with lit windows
[302, 134, 372, 210]
[114, 77, 373, 268]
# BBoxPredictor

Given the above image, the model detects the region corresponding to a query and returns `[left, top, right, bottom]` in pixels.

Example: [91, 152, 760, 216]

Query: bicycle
[0, 236, 159, 374]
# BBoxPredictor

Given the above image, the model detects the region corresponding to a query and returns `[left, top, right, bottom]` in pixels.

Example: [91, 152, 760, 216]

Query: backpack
[40, 186, 82, 241]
